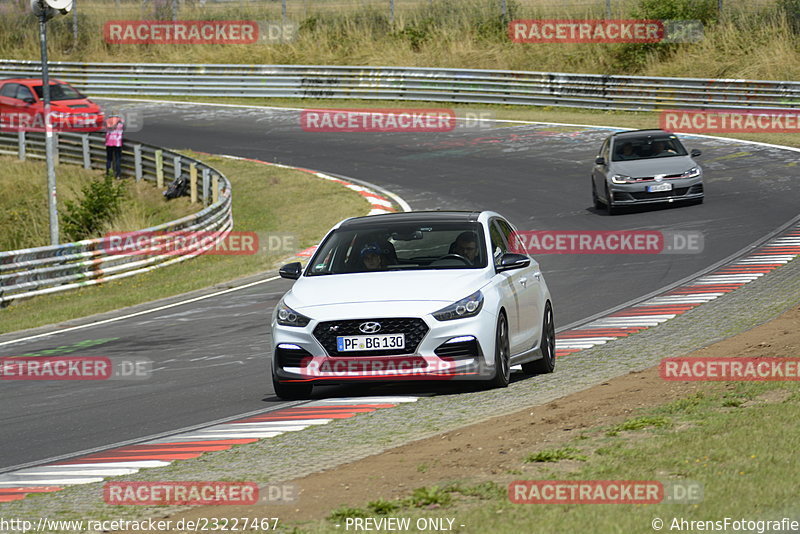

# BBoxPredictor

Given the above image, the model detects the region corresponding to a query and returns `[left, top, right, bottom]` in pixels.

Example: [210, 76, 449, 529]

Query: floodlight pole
[38, 0, 59, 246]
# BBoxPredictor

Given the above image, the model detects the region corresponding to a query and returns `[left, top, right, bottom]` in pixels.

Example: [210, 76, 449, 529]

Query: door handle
[533, 272, 541, 280]
[519, 277, 527, 287]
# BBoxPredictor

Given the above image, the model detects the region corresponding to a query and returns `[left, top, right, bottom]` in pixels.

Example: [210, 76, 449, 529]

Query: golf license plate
[337, 334, 405, 352]
[647, 183, 673, 193]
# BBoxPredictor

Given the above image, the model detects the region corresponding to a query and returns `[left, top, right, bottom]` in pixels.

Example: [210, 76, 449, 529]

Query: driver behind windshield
[451, 231, 480, 265]
[359, 242, 389, 271]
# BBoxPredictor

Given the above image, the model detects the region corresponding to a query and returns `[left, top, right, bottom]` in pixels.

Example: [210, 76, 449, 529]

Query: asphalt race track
[1, 100, 798, 471]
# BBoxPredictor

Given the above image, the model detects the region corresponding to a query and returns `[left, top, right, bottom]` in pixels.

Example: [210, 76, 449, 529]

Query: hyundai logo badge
[359, 322, 382, 334]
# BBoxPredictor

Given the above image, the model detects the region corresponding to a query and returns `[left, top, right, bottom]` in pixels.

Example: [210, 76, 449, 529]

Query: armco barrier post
[134, 144, 142, 181]
[17, 131, 25, 161]
[212, 174, 219, 204]
[190, 162, 198, 203]
[81, 134, 90, 169]
[202, 167, 209, 205]
[173, 155, 181, 180]
[155, 149, 164, 188]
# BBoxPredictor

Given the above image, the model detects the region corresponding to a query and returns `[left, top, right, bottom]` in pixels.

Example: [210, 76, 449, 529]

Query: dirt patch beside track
[162, 304, 800, 528]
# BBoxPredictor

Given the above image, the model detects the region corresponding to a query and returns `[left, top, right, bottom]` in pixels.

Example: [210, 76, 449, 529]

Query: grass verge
[0, 152, 371, 334]
[1, 0, 798, 80]
[0, 156, 196, 250]
[299, 379, 800, 534]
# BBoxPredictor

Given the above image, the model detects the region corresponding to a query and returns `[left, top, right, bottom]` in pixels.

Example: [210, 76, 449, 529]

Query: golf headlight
[433, 291, 484, 321]
[681, 167, 701, 178]
[276, 302, 311, 327]
[611, 174, 633, 184]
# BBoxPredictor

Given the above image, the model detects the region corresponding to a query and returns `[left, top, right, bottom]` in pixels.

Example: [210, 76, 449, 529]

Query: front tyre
[592, 180, 603, 210]
[522, 302, 556, 375]
[272, 375, 313, 400]
[487, 313, 511, 388]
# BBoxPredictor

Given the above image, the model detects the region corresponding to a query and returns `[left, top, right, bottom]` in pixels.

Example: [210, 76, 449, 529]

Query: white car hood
[286, 269, 489, 311]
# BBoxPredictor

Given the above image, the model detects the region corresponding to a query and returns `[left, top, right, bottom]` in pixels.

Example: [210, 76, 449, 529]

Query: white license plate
[336, 334, 405, 352]
[647, 183, 673, 193]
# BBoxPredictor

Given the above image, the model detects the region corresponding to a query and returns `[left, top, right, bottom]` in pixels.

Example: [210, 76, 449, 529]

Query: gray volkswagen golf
[591, 129, 704, 214]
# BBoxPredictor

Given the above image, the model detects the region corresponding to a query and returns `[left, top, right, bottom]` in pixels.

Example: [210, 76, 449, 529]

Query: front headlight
[610, 174, 633, 184]
[681, 167, 701, 178]
[275, 302, 311, 327]
[433, 291, 484, 321]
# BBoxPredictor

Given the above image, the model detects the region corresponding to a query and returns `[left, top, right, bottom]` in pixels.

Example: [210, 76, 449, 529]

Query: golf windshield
[307, 222, 487, 275]
[612, 135, 688, 161]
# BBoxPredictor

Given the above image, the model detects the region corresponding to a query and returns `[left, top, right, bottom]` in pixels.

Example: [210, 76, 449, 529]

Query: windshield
[32, 83, 84, 101]
[306, 221, 487, 275]
[611, 135, 688, 161]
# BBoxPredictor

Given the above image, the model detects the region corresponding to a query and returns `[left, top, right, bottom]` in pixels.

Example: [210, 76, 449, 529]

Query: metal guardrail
[1, 60, 799, 111]
[0, 130, 232, 305]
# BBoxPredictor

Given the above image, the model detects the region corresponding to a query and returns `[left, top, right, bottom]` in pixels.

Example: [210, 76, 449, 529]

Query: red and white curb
[554, 224, 800, 357]
[0, 397, 417, 502]
[214, 155, 399, 261]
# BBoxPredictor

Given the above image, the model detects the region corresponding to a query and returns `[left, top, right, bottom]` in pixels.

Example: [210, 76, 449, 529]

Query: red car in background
[0, 78, 104, 133]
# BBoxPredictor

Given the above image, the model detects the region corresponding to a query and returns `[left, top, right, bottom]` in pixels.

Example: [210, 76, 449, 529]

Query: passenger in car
[652, 140, 677, 156]
[616, 142, 636, 160]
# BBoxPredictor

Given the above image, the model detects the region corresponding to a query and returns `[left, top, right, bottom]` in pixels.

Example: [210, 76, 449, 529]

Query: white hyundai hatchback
[270, 211, 555, 399]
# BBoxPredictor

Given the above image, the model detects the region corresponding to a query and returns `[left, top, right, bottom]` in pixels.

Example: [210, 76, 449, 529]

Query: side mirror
[22, 97, 35, 105]
[279, 262, 302, 280]
[594, 156, 606, 165]
[496, 253, 530, 273]
[690, 149, 702, 157]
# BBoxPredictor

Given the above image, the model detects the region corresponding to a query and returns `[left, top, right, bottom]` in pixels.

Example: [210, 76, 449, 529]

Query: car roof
[611, 129, 675, 141]
[0, 78, 67, 85]
[339, 210, 483, 229]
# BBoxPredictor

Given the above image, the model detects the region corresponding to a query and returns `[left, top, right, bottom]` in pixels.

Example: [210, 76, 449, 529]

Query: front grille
[313, 317, 429, 357]
[631, 173, 683, 182]
[434, 338, 481, 360]
[274, 345, 313, 367]
[630, 187, 689, 200]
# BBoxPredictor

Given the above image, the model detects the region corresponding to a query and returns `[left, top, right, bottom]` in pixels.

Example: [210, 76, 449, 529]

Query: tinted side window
[0, 83, 19, 98]
[15, 85, 34, 101]
[489, 220, 508, 265]
[496, 218, 525, 254]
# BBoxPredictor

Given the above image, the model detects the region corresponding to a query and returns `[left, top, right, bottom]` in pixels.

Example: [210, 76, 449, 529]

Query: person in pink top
[105, 114, 124, 179]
